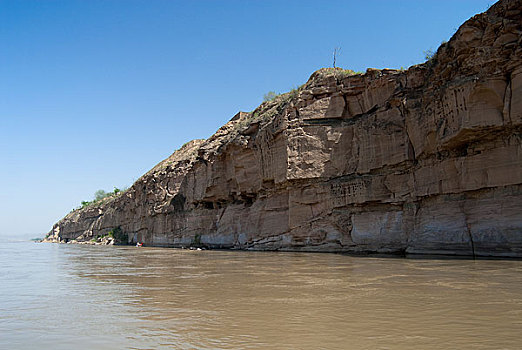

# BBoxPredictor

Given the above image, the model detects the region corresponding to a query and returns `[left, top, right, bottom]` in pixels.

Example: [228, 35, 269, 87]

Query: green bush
[263, 91, 278, 102]
[192, 234, 202, 247]
[77, 186, 128, 210]
[424, 49, 435, 61]
[108, 226, 128, 244]
[94, 189, 108, 201]
[81, 200, 92, 208]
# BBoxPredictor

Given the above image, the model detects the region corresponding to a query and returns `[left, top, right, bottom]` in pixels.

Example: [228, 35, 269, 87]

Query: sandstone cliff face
[47, 0, 522, 257]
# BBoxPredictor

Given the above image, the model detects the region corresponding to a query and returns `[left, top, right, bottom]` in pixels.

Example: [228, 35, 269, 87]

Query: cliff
[46, 0, 522, 257]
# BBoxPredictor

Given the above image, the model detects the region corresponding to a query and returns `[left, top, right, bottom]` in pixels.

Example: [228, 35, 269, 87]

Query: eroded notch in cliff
[170, 194, 186, 212]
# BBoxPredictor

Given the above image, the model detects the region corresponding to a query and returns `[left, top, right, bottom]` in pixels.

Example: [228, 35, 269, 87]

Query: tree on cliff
[94, 189, 108, 201]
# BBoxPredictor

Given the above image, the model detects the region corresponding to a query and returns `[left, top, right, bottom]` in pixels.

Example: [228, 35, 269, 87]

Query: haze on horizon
[0, 0, 493, 239]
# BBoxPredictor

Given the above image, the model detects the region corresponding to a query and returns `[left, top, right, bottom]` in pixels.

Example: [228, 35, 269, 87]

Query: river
[1, 241, 521, 349]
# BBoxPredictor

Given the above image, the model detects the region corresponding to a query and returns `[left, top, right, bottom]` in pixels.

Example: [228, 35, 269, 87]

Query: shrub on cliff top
[263, 91, 278, 102]
[94, 189, 108, 201]
[424, 49, 435, 61]
[76, 186, 128, 210]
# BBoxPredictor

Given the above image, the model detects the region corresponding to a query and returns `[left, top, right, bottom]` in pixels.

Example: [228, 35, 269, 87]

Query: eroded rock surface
[46, 0, 522, 257]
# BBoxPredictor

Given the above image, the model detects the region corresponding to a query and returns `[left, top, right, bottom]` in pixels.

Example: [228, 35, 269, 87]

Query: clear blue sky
[0, 0, 492, 238]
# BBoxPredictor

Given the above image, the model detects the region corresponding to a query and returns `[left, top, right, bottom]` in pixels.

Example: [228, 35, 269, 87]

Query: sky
[0, 0, 493, 239]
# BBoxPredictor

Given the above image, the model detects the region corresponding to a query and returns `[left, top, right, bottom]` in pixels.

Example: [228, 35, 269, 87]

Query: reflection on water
[1, 241, 522, 349]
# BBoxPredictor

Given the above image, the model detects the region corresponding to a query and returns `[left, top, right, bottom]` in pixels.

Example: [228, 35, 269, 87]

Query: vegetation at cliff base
[108, 226, 128, 243]
[89, 226, 128, 244]
[192, 233, 202, 247]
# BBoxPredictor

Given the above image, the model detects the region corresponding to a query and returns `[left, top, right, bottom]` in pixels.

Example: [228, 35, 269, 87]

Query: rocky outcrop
[46, 0, 522, 257]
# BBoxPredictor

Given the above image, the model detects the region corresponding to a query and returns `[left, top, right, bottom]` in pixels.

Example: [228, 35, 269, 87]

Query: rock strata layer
[46, 0, 522, 257]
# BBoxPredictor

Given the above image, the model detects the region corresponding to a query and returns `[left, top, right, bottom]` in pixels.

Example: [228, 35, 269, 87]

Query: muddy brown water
[1, 241, 522, 349]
